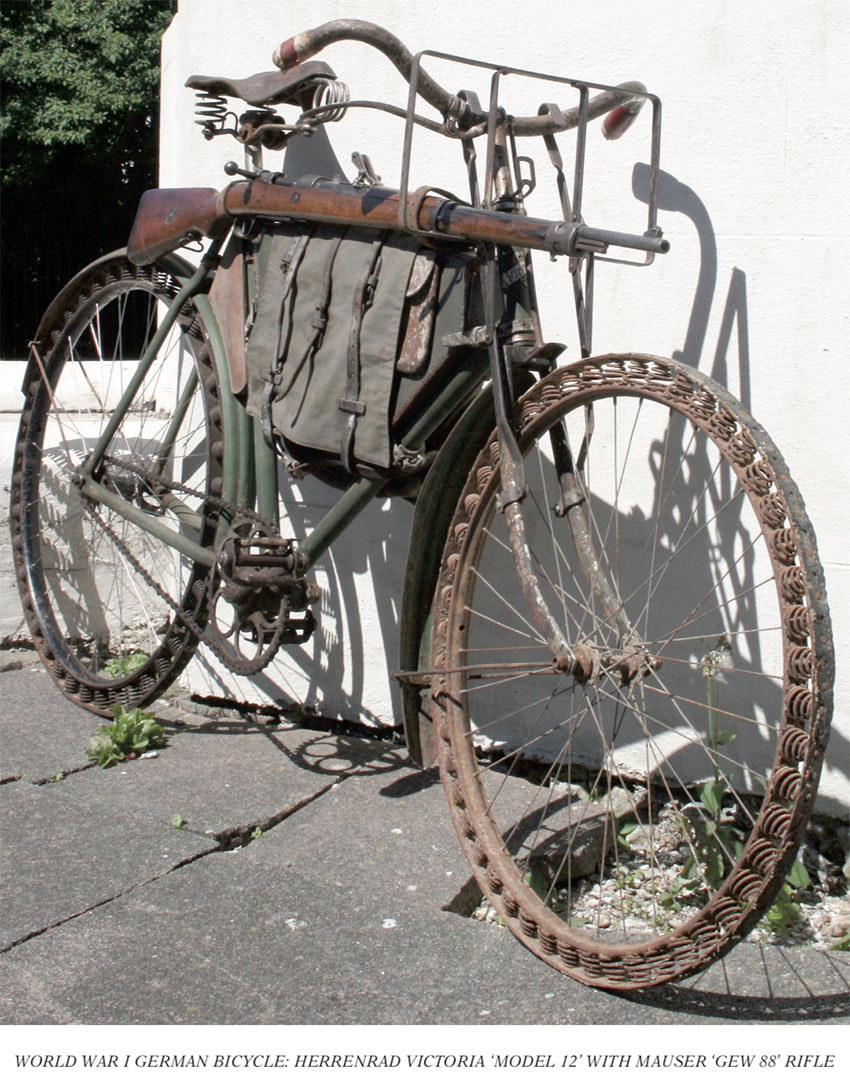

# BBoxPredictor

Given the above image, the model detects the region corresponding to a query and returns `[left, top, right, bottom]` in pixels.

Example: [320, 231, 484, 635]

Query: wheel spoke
[434, 354, 830, 990]
[12, 257, 222, 710]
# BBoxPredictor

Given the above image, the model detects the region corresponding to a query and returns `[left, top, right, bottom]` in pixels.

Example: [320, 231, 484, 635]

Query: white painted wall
[101, 0, 849, 812]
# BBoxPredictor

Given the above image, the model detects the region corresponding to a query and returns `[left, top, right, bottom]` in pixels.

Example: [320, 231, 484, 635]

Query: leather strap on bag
[275, 230, 346, 402]
[339, 236, 384, 472]
[261, 229, 313, 449]
[397, 248, 440, 375]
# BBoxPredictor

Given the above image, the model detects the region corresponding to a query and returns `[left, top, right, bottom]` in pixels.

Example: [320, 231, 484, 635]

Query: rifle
[127, 177, 668, 266]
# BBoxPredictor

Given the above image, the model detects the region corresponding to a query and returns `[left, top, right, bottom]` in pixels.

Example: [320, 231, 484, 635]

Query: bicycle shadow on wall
[210, 166, 746, 738]
[633, 163, 847, 798]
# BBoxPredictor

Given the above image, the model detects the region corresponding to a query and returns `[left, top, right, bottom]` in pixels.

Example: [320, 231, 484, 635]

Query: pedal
[280, 609, 316, 644]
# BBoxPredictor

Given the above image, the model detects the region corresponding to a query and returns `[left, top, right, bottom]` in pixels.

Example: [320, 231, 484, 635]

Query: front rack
[400, 49, 663, 269]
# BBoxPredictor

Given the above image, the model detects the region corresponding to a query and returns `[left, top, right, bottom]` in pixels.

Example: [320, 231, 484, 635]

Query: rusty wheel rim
[433, 354, 832, 989]
[11, 255, 223, 713]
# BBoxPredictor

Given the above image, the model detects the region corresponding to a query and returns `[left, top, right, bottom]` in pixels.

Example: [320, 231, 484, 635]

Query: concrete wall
[156, 0, 849, 814]
[3, 0, 846, 812]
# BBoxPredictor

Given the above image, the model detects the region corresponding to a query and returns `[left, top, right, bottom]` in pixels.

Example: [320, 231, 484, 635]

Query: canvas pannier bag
[245, 221, 472, 471]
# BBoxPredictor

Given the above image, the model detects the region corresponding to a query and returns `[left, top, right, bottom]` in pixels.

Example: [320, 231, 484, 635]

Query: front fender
[398, 370, 535, 766]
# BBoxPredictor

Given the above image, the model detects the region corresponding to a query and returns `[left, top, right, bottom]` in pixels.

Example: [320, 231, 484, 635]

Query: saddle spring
[194, 90, 238, 139]
[308, 77, 350, 124]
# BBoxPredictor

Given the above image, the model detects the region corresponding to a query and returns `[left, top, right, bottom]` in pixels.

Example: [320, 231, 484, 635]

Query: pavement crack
[32, 764, 93, 786]
[0, 846, 217, 955]
[210, 778, 340, 850]
[1, 777, 343, 953]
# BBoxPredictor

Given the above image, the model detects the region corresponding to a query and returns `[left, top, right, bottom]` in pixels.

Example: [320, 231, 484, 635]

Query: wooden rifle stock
[218, 180, 664, 257]
[125, 179, 551, 266]
[127, 187, 232, 264]
[126, 177, 664, 265]
[220, 179, 557, 252]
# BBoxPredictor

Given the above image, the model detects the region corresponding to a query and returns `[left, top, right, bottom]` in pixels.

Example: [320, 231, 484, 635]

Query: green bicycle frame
[75, 238, 492, 580]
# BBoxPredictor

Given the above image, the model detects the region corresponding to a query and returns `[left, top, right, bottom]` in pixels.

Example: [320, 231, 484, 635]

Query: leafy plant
[786, 858, 811, 890]
[701, 634, 736, 776]
[679, 779, 745, 888]
[762, 860, 810, 936]
[617, 817, 639, 849]
[663, 635, 814, 935]
[171, 813, 186, 830]
[86, 705, 166, 767]
[522, 868, 589, 927]
[250, 826, 265, 841]
[672, 635, 743, 886]
[104, 651, 148, 677]
[763, 886, 802, 936]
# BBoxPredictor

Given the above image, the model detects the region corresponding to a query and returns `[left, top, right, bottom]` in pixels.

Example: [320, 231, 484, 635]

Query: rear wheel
[11, 252, 224, 713]
[432, 354, 832, 989]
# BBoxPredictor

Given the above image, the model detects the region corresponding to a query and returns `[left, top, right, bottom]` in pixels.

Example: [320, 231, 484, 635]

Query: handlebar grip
[273, 32, 314, 71]
[601, 101, 643, 140]
[272, 20, 466, 123]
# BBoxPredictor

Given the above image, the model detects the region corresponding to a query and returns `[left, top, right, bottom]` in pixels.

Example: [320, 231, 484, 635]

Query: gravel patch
[470, 806, 849, 953]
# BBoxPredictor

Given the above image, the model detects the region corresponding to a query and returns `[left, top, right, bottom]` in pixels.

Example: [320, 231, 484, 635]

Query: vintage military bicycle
[10, 19, 833, 990]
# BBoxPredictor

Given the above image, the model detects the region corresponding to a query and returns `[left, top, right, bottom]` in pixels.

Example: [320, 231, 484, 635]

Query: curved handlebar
[273, 19, 647, 139]
[274, 19, 473, 125]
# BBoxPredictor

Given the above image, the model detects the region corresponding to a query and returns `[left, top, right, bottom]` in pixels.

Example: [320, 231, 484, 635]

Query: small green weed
[679, 778, 745, 889]
[763, 885, 803, 936]
[762, 858, 809, 936]
[250, 826, 265, 841]
[86, 706, 166, 768]
[522, 869, 588, 927]
[830, 933, 850, 952]
[617, 816, 638, 849]
[668, 635, 812, 929]
[104, 651, 149, 678]
[171, 813, 186, 830]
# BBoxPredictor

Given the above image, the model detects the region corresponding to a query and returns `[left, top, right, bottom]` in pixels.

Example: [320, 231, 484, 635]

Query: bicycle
[10, 19, 833, 991]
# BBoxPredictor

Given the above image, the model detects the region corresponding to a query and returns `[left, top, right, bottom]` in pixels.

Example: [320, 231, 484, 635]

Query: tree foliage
[1, 0, 174, 183]
[0, 0, 175, 354]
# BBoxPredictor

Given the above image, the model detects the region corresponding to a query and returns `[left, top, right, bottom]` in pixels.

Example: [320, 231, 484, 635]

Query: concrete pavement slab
[49, 708, 402, 841]
[1, 667, 848, 1026]
[0, 779, 216, 950]
[1, 664, 402, 836]
[0, 765, 650, 1025]
[0, 664, 103, 783]
[1, 742, 848, 1024]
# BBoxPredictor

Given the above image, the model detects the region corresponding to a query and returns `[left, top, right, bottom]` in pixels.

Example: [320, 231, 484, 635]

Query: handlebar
[273, 18, 648, 139]
[274, 19, 471, 125]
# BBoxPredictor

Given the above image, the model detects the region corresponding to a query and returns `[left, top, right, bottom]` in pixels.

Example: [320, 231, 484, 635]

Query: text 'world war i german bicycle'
[10, 19, 833, 990]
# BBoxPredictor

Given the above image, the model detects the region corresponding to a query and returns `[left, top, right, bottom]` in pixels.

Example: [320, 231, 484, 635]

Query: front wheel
[11, 252, 225, 713]
[432, 354, 832, 989]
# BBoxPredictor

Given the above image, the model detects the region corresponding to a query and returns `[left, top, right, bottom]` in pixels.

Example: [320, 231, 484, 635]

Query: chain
[102, 454, 278, 536]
